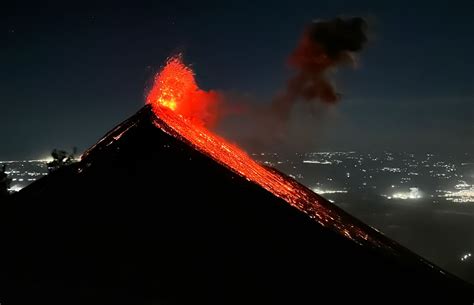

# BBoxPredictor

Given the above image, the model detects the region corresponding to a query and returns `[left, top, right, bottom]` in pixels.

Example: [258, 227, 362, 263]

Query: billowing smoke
[272, 17, 368, 121]
[210, 16, 370, 152]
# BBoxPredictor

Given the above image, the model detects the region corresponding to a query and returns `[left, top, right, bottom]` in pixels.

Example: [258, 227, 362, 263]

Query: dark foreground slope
[1, 106, 473, 304]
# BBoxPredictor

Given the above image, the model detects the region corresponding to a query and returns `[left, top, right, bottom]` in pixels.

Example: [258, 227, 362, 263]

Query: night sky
[1, 0, 473, 159]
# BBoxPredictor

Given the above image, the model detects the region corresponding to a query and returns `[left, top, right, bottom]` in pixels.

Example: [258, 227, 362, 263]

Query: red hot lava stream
[147, 56, 389, 249]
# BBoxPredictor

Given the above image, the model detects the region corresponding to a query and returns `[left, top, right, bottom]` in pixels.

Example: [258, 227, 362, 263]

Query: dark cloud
[272, 17, 368, 120]
[309, 17, 368, 57]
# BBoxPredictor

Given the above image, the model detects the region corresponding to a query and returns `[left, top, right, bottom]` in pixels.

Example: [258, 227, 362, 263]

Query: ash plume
[214, 16, 369, 152]
[272, 17, 368, 120]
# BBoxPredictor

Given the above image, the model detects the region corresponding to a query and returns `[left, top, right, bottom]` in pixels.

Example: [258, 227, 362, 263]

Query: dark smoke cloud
[272, 17, 368, 120]
[216, 16, 369, 153]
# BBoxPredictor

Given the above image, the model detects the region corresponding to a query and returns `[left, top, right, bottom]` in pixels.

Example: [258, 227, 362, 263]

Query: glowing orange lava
[147, 56, 219, 126]
[148, 57, 391, 250]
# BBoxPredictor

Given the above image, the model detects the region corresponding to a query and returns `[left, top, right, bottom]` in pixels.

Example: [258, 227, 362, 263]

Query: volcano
[3, 55, 474, 304]
[1, 104, 473, 304]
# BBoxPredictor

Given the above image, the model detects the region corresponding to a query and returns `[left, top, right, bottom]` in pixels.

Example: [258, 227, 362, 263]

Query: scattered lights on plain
[441, 186, 474, 203]
[4, 151, 473, 207]
[312, 188, 348, 195]
[381, 167, 401, 173]
[303, 160, 332, 165]
[384, 187, 422, 200]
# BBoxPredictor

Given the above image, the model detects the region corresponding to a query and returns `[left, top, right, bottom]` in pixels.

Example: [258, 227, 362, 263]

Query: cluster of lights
[1, 160, 50, 193]
[385, 187, 422, 200]
[312, 188, 348, 194]
[381, 167, 401, 173]
[302, 152, 344, 164]
[8, 185, 23, 192]
[303, 160, 332, 165]
[291, 152, 470, 206]
[461, 253, 472, 262]
[454, 181, 470, 189]
[441, 187, 474, 203]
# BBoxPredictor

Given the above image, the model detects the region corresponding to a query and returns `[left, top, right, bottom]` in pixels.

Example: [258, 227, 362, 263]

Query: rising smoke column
[273, 17, 368, 120]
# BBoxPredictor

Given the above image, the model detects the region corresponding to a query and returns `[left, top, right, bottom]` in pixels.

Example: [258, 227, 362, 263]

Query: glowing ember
[147, 57, 391, 250]
[147, 56, 219, 126]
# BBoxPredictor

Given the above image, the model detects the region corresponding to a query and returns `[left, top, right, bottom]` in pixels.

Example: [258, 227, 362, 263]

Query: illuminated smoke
[146, 55, 220, 127]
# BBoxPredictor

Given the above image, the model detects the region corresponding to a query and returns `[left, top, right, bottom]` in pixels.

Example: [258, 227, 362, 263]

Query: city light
[8, 184, 23, 192]
[303, 160, 332, 165]
[442, 187, 474, 203]
[461, 253, 472, 262]
[312, 188, 348, 194]
[387, 187, 423, 200]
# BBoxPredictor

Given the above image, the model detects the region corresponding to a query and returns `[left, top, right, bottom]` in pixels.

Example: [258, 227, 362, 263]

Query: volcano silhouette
[2, 105, 473, 304]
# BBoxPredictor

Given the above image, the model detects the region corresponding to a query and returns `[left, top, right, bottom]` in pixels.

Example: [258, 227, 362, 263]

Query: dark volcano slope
[2, 106, 473, 304]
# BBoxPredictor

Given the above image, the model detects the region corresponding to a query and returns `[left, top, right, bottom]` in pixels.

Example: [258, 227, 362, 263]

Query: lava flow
[147, 56, 389, 249]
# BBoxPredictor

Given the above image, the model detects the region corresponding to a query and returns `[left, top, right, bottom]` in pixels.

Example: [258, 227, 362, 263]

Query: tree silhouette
[0, 164, 12, 197]
[47, 147, 78, 173]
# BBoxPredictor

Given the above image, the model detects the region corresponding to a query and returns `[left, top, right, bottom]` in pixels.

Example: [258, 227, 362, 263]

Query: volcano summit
[1, 58, 473, 304]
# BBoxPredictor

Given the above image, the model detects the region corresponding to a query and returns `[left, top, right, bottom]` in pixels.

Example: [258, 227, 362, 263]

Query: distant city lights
[303, 160, 332, 165]
[384, 187, 423, 200]
[312, 188, 348, 195]
[441, 187, 474, 203]
[3, 152, 473, 207]
[381, 167, 401, 173]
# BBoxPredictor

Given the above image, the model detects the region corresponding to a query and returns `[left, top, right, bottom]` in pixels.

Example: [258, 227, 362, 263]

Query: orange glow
[148, 57, 389, 250]
[147, 56, 219, 126]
